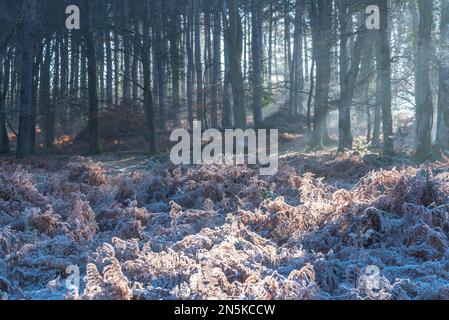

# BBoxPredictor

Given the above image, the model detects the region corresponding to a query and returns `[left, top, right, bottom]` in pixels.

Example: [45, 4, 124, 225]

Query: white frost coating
[1, 156, 449, 300]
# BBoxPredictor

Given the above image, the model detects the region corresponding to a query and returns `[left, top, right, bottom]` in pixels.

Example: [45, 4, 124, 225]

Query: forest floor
[2, 116, 449, 299]
[2, 144, 449, 300]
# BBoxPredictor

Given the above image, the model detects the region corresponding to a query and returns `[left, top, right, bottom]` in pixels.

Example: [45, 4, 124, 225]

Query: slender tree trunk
[226, 0, 246, 130]
[113, 22, 120, 106]
[211, 0, 222, 128]
[437, 0, 449, 152]
[304, 18, 309, 83]
[105, 28, 113, 106]
[372, 68, 382, 147]
[60, 32, 69, 130]
[194, 0, 205, 125]
[415, 0, 433, 161]
[284, 0, 292, 81]
[222, 1, 233, 128]
[268, 4, 273, 93]
[153, 0, 167, 131]
[186, 0, 195, 129]
[0, 52, 11, 154]
[84, 0, 101, 155]
[291, 0, 304, 117]
[142, 0, 157, 154]
[310, 0, 332, 149]
[69, 31, 80, 132]
[80, 42, 88, 109]
[170, 2, 182, 127]
[307, 56, 315, 131]
[361, 44, 374, 143]
[122, 0, 131, 105]
[204, 0, 213, 128]
[131, 21, 139, 105]
[251, 0, 263, 128]
[376, 0, 394, 156]
[17, 0, 37, 159]
[30, 41, 42, 154]
[42, 37, 53, 148]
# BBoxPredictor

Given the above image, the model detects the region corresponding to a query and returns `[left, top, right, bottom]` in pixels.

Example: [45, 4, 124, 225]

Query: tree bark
[211, 0, 222, 128]
[0, 52, 11, 154]
[437, 0, 449, 152]
[291, 0, 304, 117]
[415, 0, 434, 161]
[186, 0, 195, 129]
[194, 0, 205, 126]
[310, 0, 332, 149]
[17, 0, 37, 159]
[169, 2, 182, 127]
[41, 36, 53, 148]
[122, 0, 131, 105]
[142, 0, 157, 154]
[251, 0, 263, 128]
[222, 1, 233, 128]
[226, 0, 246, 130]
[84, 0, 101, 155]
[375, 0, 394, 156]
[154, 0, 167, 131]
[105, 29, 113, 106]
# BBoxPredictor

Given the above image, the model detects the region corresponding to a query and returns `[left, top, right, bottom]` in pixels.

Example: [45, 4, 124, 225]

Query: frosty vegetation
[1, 153, 449, 300]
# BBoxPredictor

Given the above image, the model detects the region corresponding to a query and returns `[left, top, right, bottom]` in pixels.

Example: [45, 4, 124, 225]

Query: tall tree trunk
[69, 31, 80, 132]
[226, 0, 246, 130]
[132, 20, 140, 105]
[29, 41, 41, 154]
[284, 0, 292, 82]
[105, 8, 113, 107]
[307, 55, 315, 131]
[360, 43, 374, 143]
[154, 0, 167, 131]
[113, 20, 120, 107]
[142, 0, 157, 154]
[122, 0, 131, 105]
[372, 69, 382, 147]
[375, 0, 394, 156]
[41, 37, 53, 148]
[291, 0, 304, 117]
[310, 0, 332, 149]
[415, 0, 434, 161]
[304, 17, 309, 83]
[251, 0, 263, 128]
[268, 4, 273, 93]
[204, 0, 213, 128]
[17, 0, 37, 159]
[104, 29, 113, 106]
[80, 42, 88, 109]
[0, 52, 11, 154]
[170, 2, 182, 127]
[437, 0, 449, 152]
[337, 0, 349, 150]
[194, 0, 205, 126]
[222, 1, 233, 128]
[211, 0, 222, 128]
[84, 0, 101, 155]
[47, 35, 60, 146]
[186, 0, 195, 129]
[60, 32, 69, 131]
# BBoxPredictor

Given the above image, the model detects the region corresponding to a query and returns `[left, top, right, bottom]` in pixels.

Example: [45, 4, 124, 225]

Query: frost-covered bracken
[1, 155, 449, 300]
